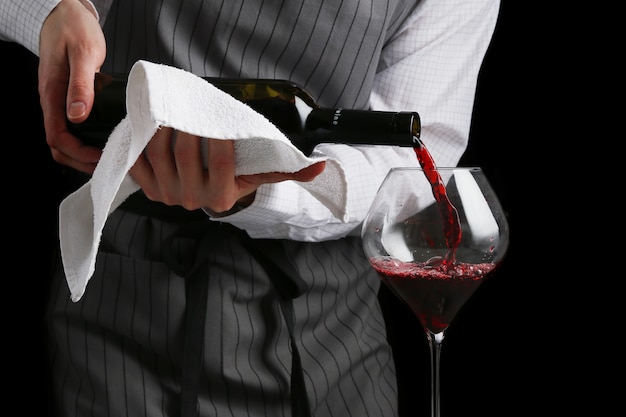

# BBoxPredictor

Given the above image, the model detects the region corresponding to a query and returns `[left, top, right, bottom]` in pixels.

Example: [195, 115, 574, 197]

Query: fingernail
[68, 101, 86, 119]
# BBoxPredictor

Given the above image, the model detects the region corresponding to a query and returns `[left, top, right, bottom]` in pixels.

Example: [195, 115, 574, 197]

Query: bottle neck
[298, 108, 421, 152]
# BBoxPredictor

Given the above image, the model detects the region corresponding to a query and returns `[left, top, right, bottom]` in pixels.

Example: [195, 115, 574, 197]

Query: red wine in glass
[362, 142, 509, 417]
[370, 256, 496, 334]
[370, 143, 499, 335]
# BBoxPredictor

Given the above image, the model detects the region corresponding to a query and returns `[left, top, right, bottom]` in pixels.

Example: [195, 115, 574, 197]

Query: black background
[1, 1, 553, 415]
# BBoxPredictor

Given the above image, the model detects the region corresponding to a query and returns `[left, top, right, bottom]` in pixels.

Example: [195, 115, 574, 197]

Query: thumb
[66, 67, 97, 123]
[291, 160, 327, 182]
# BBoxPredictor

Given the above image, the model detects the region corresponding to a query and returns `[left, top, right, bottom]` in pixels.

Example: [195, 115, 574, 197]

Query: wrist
[202, 192, 256, 218]
[76, 0, 100, 20]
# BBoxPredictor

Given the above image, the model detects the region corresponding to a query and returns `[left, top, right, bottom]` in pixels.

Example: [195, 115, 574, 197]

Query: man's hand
[130, 128, 326, 213]
[38, 0, 106, 173]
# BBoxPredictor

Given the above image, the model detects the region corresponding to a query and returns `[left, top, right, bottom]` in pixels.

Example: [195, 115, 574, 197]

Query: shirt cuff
[0, 0, 98, 56]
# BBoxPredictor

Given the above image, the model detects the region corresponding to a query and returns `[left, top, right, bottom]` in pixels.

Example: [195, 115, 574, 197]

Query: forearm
[214, 145, 419, 241]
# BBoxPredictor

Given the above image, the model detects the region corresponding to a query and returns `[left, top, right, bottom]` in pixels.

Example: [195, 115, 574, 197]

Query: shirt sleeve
[215, 145, 420, 241]
[0, 0, 62, 55]
[213, 0, 500, 242]
[0, 0, 100, 55]
[371, 0, 501, 168]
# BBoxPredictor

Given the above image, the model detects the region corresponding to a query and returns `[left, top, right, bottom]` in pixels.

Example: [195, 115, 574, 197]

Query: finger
[206, 139, 237, 212]
[289, 161, 326, 182]
[40, 72, 102, 172]
[42, 87, 103, 173]
[49, 143, 100, 173]
[65, 50, 105, 122]
[38, 62, 73, 145]
[63, 7, 106, 122]
[173, 132, 205, 207]
[129, 153, 155, 191]
[238, 161, 326, 188]
[65, 69, 95, 122]
[146, 127, 177, 174]
[233, 161, 326, 205]
[142, 127, 179, 202]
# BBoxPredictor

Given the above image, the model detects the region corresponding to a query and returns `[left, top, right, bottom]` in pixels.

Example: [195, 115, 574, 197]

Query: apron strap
[237, 232, 311, 417]
[161, 221, 311, 417]
[162, 221, 226, 417]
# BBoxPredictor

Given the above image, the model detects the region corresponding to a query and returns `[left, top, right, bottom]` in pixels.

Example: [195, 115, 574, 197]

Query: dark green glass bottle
[68, 73, 422, 156]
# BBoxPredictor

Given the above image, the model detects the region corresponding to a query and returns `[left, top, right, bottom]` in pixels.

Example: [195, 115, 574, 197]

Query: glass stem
[427, 331, 445, 417]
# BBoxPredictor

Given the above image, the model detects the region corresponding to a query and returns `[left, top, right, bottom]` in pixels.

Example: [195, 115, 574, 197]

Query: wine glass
[361, 166, 509, 417]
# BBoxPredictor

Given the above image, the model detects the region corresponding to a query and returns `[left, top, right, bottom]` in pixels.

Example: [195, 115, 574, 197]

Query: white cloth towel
[59, 60, 348, 302]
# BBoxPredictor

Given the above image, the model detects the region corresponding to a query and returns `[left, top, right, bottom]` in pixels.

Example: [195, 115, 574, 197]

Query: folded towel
[59, 60, 348, 302]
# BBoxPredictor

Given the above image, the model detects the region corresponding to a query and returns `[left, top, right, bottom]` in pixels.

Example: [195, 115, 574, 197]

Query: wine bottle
[68, 73, 422, 156]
